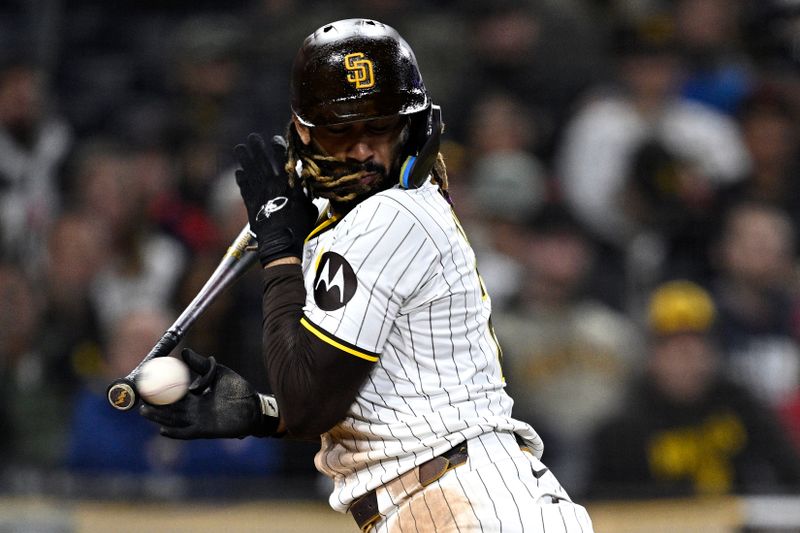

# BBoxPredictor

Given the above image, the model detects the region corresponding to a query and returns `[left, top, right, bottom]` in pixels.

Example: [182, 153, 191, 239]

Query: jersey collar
[305, 213, 342, 242]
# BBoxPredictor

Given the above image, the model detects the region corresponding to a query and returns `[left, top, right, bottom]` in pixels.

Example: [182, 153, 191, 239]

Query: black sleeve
[260, 264, 375, 440]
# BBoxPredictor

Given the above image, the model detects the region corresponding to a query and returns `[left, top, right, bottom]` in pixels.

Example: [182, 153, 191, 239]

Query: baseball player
[141, 19, 594, 532]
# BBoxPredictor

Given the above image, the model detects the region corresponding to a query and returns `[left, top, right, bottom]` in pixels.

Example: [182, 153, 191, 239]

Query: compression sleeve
[260, 263, 375, 439]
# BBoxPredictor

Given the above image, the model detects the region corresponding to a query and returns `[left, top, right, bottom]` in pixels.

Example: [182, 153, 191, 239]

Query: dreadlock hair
[285, 120, 450, 204]
[431, 152, 450, 203]
[284, 122, 372, 203]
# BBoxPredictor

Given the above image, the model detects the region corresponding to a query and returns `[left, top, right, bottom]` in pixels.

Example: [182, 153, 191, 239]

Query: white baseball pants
[368, 431, 594, 532]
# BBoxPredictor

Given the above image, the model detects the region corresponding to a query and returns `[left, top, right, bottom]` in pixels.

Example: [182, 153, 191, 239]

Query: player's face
[312, 115, 403, 156]
[297, 115, 406, 178]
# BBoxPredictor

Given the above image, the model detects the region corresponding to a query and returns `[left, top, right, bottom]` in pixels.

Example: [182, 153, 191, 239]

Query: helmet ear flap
[399, 105, 442, 189]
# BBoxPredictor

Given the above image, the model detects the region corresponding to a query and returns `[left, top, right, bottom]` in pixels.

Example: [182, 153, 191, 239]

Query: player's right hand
[139, 348, 280, 439]
[234, 133, 318, 267]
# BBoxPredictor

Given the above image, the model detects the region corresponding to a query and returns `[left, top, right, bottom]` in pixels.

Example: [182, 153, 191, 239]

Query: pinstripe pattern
[303, 181, 545, 514]
[372, 432, 593, 532]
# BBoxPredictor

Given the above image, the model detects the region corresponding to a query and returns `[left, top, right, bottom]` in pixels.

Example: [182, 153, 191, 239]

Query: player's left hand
[234, 133, 318, 267]
[139, 348, 280, 439]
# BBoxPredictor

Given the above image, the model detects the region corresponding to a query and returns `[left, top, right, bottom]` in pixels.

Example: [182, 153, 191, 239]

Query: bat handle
[106, 331, 181, 411]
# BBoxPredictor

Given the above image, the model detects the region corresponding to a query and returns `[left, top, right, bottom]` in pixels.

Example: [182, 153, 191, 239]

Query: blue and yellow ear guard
[399, 104, 443, 189]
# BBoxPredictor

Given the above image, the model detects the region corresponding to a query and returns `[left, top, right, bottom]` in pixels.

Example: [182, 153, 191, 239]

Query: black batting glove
[234, 133, 318, 266]
[139, 348, 280, 439]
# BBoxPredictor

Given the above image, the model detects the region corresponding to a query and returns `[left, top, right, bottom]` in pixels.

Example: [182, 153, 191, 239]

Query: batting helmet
[290, 18, 429, 127]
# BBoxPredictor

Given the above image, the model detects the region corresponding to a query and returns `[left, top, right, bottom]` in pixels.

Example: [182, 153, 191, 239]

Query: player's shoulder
[327, 180, 450, 240]
[365, 179, 446, 219]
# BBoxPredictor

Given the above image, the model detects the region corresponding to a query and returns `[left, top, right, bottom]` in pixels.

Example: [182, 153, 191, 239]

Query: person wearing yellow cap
[586, 280, 800, 498]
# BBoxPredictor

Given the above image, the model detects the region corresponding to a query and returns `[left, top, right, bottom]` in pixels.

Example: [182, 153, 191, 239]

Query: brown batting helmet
[291, 19, 430, 127]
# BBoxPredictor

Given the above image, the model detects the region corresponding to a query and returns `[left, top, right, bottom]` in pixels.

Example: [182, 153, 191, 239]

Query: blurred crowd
[1, 0, 800, 502]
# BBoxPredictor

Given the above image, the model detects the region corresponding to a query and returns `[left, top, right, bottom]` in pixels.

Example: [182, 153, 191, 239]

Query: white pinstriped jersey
[300, 179, 544, 513]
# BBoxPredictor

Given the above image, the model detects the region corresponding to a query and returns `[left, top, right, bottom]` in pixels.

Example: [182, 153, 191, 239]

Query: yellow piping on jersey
[305, 214, 341, 243]
[314, 247, 326, 271]
[300, 317, 379, 362]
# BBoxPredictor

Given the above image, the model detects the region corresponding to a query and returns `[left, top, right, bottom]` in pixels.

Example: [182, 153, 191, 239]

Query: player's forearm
[260, 263, 314, 436]
[264, 256, 301, 268]
[261, 264, 372, 439]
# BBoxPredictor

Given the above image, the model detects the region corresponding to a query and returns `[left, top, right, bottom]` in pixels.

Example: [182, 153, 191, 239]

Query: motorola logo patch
[313, 252, 357, 311]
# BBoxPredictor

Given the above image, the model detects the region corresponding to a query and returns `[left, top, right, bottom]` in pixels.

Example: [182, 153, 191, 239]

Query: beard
[288, 119, 408, 213]
[301, 155, 397, 213]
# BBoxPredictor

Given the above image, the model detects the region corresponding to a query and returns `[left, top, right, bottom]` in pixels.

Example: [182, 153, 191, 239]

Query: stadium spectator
[457, 0, 607, 159]
[674, 0, 754, 114]
[556, 16, 753, 313]
[716, 85, 800, 248]
[69, 138, 187, 333]
[460, 92, 548, 311]
[556, 18, 750, 250]
[588, 280, 800, 498]
[495, 204, 643, 496]
[0, 54, 72, 271]
[710, 200, 800, 409]
[38, 211, 109, 391]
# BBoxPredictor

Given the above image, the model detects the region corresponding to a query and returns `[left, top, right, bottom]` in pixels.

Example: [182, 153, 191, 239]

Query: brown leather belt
[349, 441, 469, 531]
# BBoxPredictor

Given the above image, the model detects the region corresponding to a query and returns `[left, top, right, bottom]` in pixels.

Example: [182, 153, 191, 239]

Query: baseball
[136, 356, 191, 405]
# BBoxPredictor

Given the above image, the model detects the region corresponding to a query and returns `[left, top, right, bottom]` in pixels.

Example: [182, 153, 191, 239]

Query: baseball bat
[106, 224, 258, 411]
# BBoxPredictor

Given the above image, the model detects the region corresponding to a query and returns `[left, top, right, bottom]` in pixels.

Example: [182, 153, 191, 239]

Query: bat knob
[107, 380, 138, 411]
